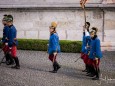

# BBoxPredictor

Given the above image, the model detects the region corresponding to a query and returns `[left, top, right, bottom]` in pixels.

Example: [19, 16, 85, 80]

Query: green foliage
[0, 38, 82, 53]
[60, 40, 82, 53]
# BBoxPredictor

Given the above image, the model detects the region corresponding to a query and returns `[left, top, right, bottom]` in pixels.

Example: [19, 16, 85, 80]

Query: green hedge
[0, 38, 82, 53]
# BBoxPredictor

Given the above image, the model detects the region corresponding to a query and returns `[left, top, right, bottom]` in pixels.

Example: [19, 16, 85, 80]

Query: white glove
[9, 47, 12, 50]
[53, 52, 57, 56]
[5, 43, 8, 45]
[47, 44, 49, 46]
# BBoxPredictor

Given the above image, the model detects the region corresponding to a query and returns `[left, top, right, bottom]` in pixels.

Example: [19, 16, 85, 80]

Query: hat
[2, 16, 8, 21]
[91, 27, 98, 32]
[50, 22, 57, 28]
[6, 15, 13, 22]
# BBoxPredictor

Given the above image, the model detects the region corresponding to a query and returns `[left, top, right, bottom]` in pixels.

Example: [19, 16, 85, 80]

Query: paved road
[0, 50, 115, 86]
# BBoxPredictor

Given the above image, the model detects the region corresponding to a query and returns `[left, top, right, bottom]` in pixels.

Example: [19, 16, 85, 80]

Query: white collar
[85, 29, 90, 36]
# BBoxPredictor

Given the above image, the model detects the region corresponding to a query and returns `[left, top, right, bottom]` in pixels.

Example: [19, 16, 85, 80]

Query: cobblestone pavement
[0, 50, 115, 86]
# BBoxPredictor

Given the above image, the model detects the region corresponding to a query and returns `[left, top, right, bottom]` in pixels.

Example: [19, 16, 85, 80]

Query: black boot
[86, 66, 95, 77]
[11, 57, 20, 69]
[92, 68, 100, 80]
[49, 62, 57, 73]
[90, 66, 96, 77]
[5, 53, 14, 65]
[86, 65, 91, 75]
[55, 61, 61, 71]
[86, 65, 90, 73]
[55, 61, 61, 72]
[86, 65, 93, 75]
[5, 53, 10, 64]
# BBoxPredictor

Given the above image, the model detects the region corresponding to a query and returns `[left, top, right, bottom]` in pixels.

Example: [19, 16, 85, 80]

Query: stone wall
[0, 0, 115, 51]
[0, 9, 115, 41]
[0, 9, 103, 40]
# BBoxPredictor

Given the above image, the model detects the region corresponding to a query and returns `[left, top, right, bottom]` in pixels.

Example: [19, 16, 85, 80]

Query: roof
[0, 0, 115, 9]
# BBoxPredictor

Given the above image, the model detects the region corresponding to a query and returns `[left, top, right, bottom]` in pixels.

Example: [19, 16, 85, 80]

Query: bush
[0, 38, 82, 53]
[60, 40, 82, 53]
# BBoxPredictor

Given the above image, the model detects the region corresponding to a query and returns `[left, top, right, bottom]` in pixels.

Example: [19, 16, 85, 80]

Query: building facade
[0, 0, 115, 50]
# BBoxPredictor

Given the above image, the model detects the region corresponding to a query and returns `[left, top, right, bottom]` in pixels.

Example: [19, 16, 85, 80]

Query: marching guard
[1, 14, 14, 65]
[5, 15, 20, 69]
[81, 22, 91, 72]
[48, 22, 61, 73]
[88, 27, 103, 80]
